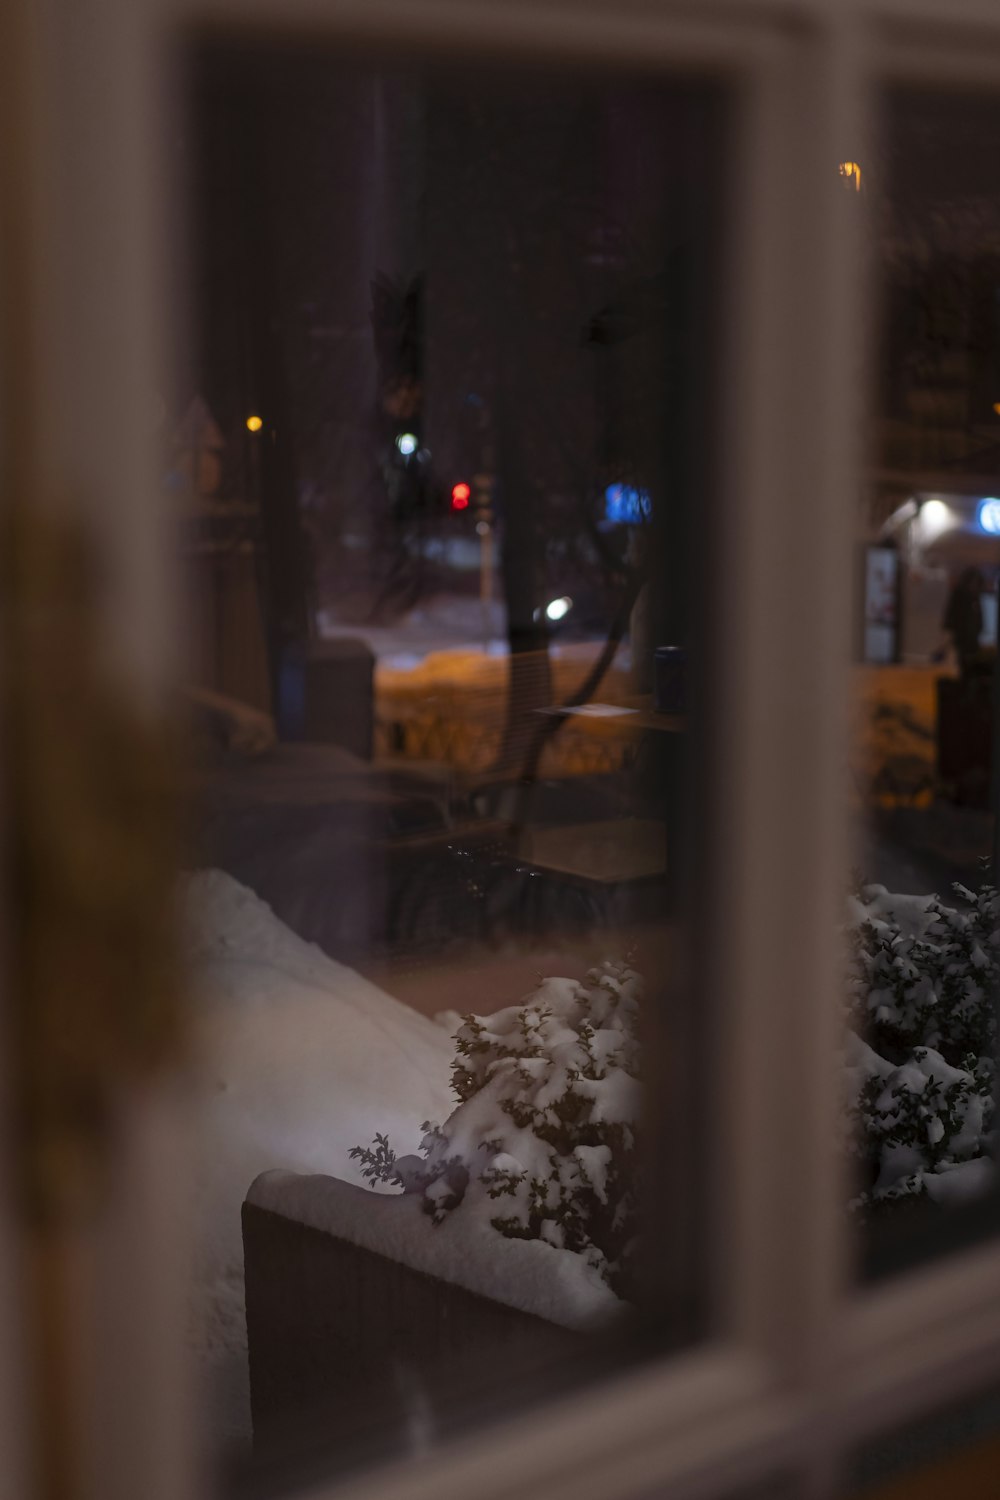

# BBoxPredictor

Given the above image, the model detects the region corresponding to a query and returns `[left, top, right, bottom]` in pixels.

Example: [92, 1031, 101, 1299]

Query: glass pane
[855, 89, 1000, 1276]
[175, 42, 731, 1480]
[849, 1380, 1000, 1497]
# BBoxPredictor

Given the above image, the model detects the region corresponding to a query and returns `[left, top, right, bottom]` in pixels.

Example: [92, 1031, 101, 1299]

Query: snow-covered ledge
[247, 1170, 624, 1331]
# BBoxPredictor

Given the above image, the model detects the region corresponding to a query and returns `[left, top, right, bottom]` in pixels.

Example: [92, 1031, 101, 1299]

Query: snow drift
[182, 869, 453, 1446]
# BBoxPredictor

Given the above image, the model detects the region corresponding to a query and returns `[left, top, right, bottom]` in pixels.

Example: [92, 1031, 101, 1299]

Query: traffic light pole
[473, 471, 495, 650]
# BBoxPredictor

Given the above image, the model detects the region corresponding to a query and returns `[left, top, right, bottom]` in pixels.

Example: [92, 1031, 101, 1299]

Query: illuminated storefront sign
[977, 497, 1000, 535]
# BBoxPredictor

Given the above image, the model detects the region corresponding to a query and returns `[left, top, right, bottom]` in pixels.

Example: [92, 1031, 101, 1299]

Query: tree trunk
[494, 389, 552, 773]
[230, 65, 311, 699]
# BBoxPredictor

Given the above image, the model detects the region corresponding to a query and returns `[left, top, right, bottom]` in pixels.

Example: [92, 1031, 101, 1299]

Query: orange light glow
[839, 161, 862, 191]
[246, 415, 263, 433]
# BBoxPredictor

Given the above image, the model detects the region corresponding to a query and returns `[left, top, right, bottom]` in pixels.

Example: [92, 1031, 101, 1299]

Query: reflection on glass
[175, 46, 727, 1478]
[855, 89, 1000, 1274]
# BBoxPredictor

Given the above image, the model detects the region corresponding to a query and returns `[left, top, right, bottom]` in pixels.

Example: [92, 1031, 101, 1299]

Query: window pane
[849, 1380, 1000, 1496]
[855, 88, 1000, 1277]
[176, 43, 731, 1479]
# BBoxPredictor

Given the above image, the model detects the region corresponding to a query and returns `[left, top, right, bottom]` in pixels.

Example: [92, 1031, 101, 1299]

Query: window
[180, 41, 730, 1476]
[857, 84, 1000, 1278]
[5, 6, 1000, 1500]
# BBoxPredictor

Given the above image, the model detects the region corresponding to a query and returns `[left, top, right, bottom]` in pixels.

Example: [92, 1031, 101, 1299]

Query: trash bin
[278, 638, 375, 758]
[936, 672, 992, 807]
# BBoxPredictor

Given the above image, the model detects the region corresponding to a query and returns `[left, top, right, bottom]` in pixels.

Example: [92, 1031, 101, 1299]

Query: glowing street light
[919, 497, 954, 542]
[246, 414, 263, 433]
[839, 161, 862, 191]
[396, 432, 418, 456]
[545, 596, 573, 623]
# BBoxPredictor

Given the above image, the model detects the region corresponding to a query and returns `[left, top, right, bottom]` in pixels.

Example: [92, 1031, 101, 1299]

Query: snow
[573, 1144, 612, 1204]
[367, 961, 641, 1297]
[848, 885, 941, 940]
[318, 593, 631, 675]
[184, 877, 633, 1451]
[843, 1031, 894, 1094]
[924, 1157, 996, 1205]
[182, 870, 454, 1447]
[184, 866, 996, 1449]
[247, 1169, 622, 1331]
[575, 1070, 641, 1125]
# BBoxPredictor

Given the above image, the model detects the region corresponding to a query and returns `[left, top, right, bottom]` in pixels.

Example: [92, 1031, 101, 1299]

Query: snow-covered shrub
[351, 961, 641, 1298]
[844, 882, 997, 1210]
[349, 884, 997, 1294]
[847, 882, 998, 1062]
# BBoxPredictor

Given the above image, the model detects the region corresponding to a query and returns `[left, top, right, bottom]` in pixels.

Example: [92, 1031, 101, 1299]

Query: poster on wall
[864, 545, 899, 664]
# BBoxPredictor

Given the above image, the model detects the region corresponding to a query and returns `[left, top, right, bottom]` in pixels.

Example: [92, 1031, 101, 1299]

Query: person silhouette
[943, 566, 985, 674]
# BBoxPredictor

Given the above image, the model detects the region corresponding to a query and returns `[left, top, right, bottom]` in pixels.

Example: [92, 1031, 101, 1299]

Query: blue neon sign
[604, 483, 651, 525]
[978, 498, 1000, 535]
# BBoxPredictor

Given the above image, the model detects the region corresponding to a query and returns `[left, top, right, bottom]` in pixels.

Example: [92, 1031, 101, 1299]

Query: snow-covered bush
[351, 961, 641, 1298]
[844, 881, 997, 1210]
[350, 884, 997, 1298]
[846, 882, 998, 1062]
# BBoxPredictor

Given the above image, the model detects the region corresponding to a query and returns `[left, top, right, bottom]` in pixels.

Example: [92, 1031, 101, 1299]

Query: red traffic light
[451, 481, 471, 511]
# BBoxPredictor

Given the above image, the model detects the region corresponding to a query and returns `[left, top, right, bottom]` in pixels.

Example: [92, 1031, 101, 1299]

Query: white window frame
[5, 2, 1000, 1499]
